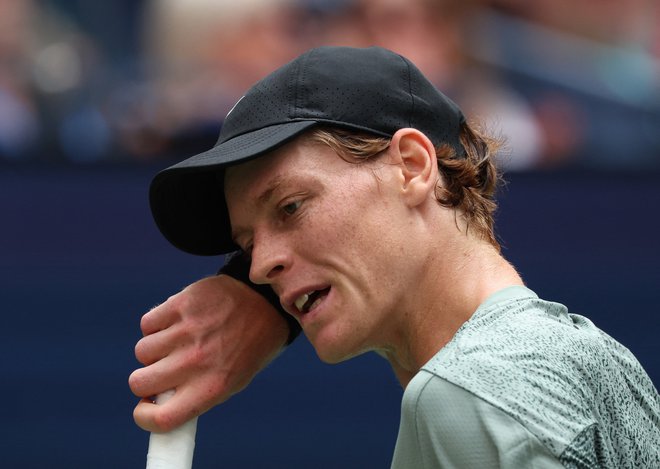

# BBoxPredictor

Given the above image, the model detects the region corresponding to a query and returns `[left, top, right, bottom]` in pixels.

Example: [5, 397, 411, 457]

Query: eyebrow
[257, 177, 285, 206]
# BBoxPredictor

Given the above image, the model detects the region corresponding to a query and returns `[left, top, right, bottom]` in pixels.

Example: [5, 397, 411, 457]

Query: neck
[383, 239, 523, 388]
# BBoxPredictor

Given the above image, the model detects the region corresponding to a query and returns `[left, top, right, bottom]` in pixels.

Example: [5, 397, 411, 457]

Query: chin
[311, 336, 367, 364]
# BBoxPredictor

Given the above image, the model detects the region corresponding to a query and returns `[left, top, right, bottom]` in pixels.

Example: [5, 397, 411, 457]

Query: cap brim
[150, 120, 318, 256]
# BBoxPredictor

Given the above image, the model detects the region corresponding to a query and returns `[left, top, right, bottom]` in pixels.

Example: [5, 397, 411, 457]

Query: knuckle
[140, 305, 160, 334]
[132, 406, 149, 431]
[134, 340, 147, 362]
[128, 370, 143, 394]
[215, 381, 237, 402]
[184, 343, 209, 370]
[206, 375, 229, 400]
[152, 409, 177, 433]
[134, 338, 157, 366]
[171, 289, 191, 310]
[139, 312, 151, 335]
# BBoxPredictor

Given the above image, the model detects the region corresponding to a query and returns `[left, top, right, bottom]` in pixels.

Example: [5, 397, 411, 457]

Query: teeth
[308, 297, 323, 312]
[295, 293, 310, 312]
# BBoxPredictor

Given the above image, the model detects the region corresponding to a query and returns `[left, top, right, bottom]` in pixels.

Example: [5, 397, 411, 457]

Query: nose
[248, 232, 290, 285]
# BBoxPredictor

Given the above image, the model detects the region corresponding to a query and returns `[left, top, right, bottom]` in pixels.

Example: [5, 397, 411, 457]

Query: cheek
[309, 197, 379, 255]
[297, 174, 409, 281]
[322, 196, 406, 286]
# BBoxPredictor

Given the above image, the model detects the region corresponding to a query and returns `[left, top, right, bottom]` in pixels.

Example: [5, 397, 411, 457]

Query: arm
[129, 253, 296, 432]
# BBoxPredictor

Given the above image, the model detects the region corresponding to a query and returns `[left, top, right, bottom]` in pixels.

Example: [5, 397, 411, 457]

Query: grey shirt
[391, 286, 660, 468]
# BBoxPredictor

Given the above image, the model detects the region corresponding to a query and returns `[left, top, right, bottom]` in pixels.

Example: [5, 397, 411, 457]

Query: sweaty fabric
[391, 286, 660, 468]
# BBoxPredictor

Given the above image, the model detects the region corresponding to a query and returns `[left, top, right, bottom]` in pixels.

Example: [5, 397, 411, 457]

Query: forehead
[225, 138, 301, 198]
[224, 136, 345, 205]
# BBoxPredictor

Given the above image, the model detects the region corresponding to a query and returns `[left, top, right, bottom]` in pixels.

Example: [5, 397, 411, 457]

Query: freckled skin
[226, 139, 412, 362]
[225, 130, 523, 384]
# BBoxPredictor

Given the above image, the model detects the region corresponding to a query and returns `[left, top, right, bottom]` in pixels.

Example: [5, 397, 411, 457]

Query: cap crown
[219, 46, 464, 150]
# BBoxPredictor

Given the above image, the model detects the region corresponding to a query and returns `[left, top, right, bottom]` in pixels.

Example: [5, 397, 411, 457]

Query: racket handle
[146, 390, 198, 469]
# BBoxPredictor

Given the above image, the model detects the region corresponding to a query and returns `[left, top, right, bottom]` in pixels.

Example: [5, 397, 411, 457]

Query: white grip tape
[146, 390, 198, 469]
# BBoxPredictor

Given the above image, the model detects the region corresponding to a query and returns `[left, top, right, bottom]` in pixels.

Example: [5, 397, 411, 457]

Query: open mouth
[295, 287, 331, 314]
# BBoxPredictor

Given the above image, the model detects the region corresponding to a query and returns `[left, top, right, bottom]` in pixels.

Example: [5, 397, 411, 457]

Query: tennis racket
[146, 390, 198, 469]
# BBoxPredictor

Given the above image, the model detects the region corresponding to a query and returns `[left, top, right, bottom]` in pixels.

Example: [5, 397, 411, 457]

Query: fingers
[130, 338, 216, 400]
[133, 391, 196, 433]
[133, 396, 187, 433]
[129, 353, 182, 400]
[132, 375, 227, 433]
[133, 398, 163, 432]
[140, 297, 181, 336]
[134, 325, 182, 366]
[136, 292, 194, 367]
[130, 274, 291, 433]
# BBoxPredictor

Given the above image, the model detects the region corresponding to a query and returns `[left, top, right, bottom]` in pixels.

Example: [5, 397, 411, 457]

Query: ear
[389, 128, 437, 207]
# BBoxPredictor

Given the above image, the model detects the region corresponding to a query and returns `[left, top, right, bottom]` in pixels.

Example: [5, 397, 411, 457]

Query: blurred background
[1, 0, 658, 467]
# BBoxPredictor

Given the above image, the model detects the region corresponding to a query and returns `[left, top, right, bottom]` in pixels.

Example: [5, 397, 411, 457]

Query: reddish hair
[309, 122, 503, 249]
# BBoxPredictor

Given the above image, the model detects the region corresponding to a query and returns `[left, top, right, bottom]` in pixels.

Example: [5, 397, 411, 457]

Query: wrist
[219, 250, 301, 344]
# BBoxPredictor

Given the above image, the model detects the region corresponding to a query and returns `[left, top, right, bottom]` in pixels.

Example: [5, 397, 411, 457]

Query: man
[130, 46, 660, 467]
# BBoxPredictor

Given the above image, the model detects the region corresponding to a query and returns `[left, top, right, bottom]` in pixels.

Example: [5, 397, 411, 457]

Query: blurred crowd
[0, 0, 658, 170]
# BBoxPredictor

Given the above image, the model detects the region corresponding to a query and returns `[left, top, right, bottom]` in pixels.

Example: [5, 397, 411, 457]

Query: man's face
[225, 135, 427, 363]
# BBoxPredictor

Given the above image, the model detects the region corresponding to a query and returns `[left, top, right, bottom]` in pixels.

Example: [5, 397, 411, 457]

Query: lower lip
[300, 288, 332, 326]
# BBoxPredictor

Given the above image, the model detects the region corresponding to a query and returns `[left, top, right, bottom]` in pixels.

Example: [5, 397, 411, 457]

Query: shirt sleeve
[391, 371, 564, 469]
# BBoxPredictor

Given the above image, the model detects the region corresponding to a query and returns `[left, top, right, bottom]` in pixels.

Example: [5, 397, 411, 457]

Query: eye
[244, 243, 253, 257]
[235, 239, 252, 257]
[281, 200, 302, 216]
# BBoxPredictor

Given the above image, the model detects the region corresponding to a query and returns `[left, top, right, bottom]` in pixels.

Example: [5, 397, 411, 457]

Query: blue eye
[282, 200, 302, 215]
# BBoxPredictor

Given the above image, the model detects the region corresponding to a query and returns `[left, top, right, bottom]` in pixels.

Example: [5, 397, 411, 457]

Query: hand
[128, 274, 289, 432]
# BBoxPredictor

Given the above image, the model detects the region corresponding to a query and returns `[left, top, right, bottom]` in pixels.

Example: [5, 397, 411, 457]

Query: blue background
[1, 166, 658, 468]
[1, 1, 659, 467]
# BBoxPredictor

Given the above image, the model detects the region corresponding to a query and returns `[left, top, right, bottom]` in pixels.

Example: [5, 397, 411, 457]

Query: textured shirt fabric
[391, 286, 660, 468]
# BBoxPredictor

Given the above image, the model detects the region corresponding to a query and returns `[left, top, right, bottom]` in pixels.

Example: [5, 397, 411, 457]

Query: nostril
[267, 264, 285, 278]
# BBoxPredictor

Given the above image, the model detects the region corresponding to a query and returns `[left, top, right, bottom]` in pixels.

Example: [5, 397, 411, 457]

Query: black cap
[150, 46, 466, 255]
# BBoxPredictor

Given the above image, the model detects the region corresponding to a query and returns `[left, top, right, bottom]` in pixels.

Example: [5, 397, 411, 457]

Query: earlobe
[390, 129, 437, 207]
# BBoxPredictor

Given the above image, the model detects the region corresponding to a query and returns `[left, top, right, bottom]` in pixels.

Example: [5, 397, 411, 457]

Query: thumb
[133, 389, 199, 433]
